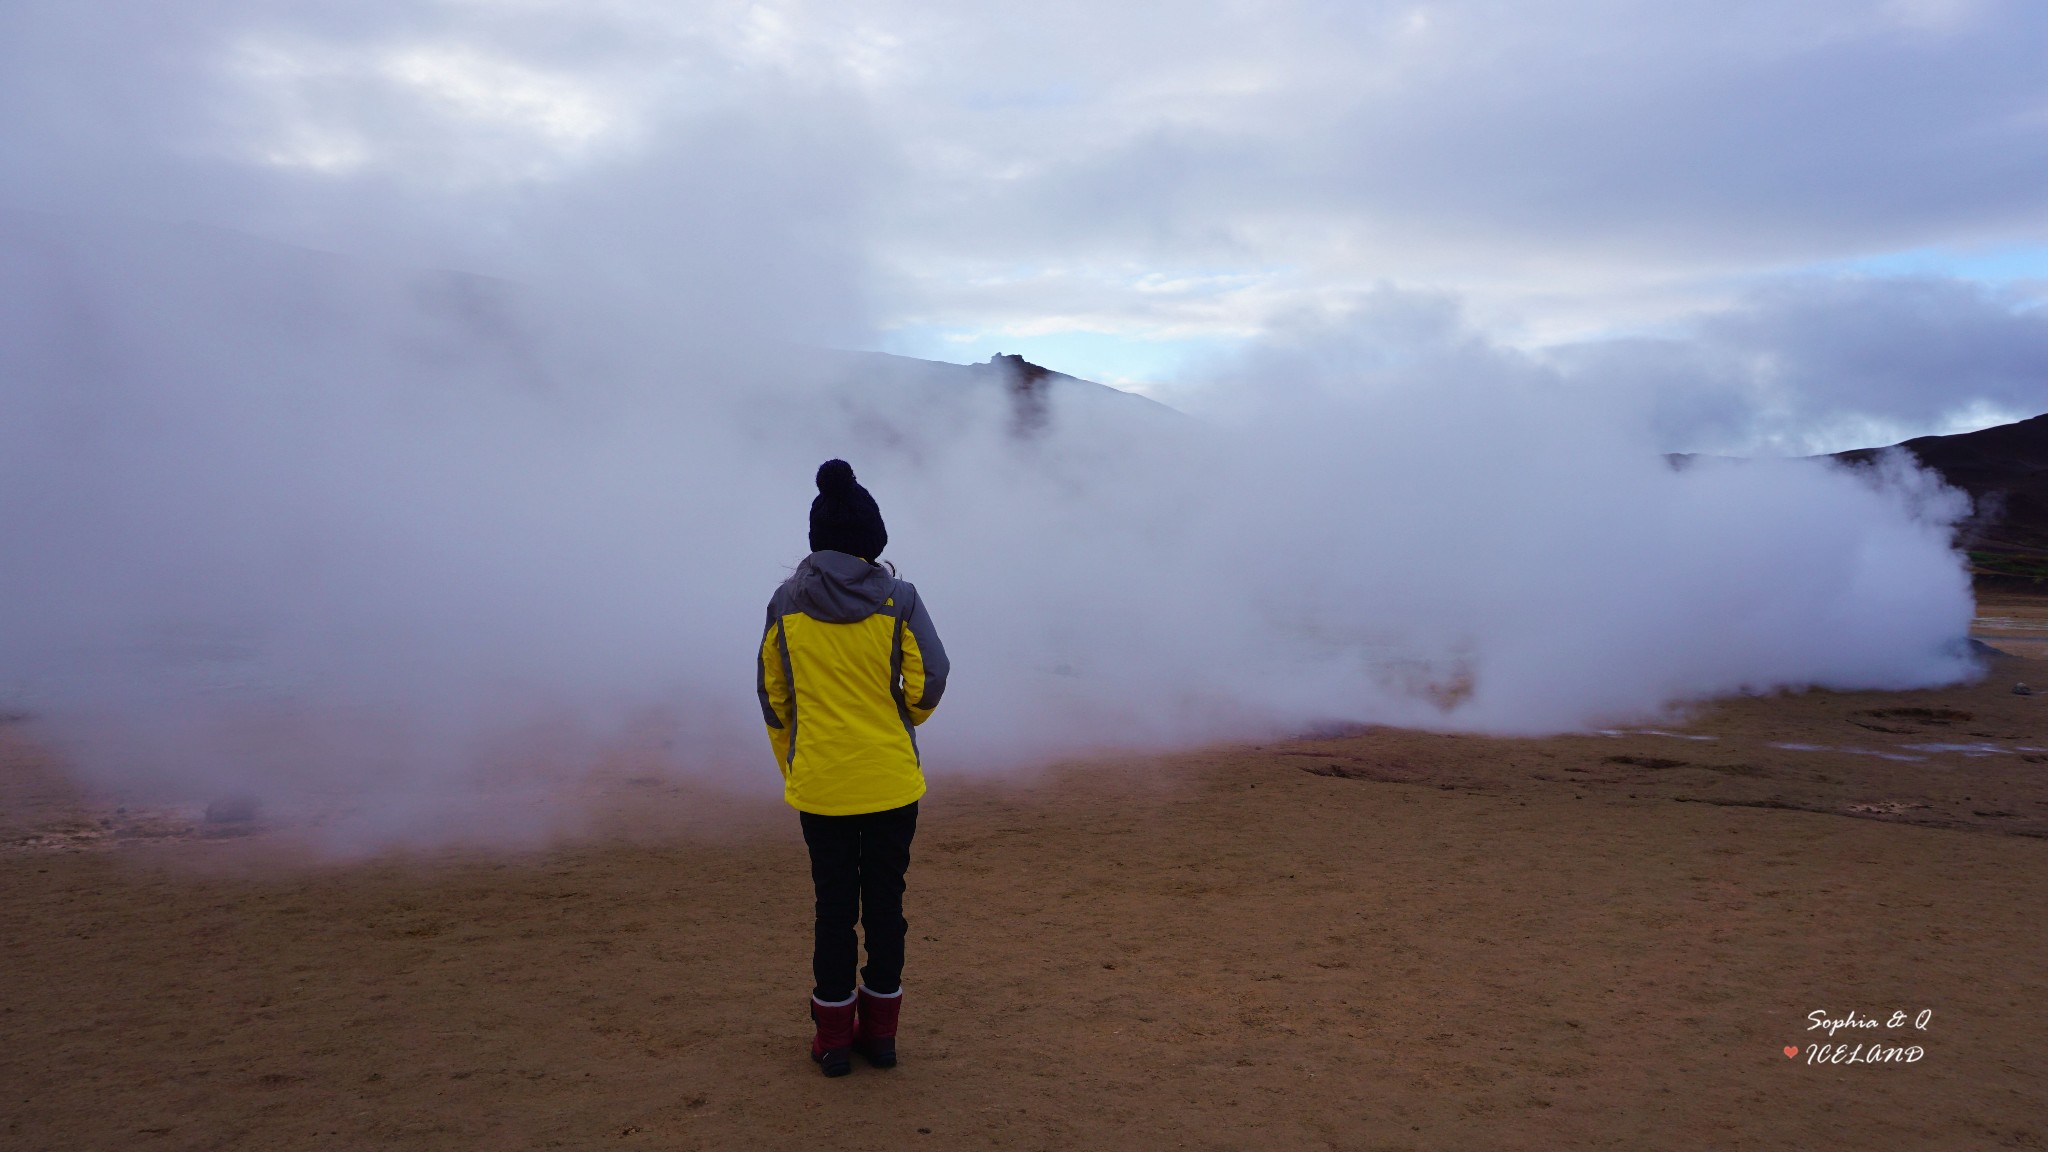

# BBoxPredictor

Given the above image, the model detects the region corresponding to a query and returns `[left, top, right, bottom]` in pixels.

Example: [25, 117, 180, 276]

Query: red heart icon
[1783, 1046, 1799, 1059]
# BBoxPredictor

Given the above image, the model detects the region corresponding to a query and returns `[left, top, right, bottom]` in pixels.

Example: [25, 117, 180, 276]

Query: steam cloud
[0, 3, 1987, 849]
[0, 213, 1976, 847]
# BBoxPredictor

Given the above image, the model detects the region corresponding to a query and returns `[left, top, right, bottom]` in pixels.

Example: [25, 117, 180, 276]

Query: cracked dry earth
[3, 659, 2046, 1149]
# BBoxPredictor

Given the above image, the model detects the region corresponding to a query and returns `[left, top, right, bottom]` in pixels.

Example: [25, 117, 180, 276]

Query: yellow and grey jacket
[757, 550, 950, 815]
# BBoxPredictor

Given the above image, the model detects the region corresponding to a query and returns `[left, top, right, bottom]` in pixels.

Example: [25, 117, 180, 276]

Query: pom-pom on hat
[809, 459, 888, 560]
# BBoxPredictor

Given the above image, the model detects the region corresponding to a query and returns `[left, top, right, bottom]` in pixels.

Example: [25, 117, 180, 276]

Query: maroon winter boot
[854, 985, 902, 1068]
[809, 993, 857, 1077]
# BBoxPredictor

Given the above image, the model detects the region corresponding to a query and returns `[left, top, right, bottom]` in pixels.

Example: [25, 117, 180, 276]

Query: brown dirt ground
[3, 628, 2046, 1150]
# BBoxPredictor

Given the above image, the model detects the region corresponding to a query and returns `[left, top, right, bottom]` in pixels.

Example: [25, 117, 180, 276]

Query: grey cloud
[1553, 275, 2048, 454]
[877, 0, 2048, 276]
[0, 1, 883, 328]
[1181, 271, 2048, 460]
[1311, 5, 2048, 260]
[8, 1, 2047, 353]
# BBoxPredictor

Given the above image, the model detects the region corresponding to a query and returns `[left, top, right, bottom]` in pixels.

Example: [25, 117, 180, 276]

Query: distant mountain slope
[1833, 414, 2048, 584]
[828, 349, 1182, 434]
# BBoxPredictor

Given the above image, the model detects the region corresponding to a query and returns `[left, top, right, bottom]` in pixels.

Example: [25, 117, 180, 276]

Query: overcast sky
[4, 0, 2046, 452]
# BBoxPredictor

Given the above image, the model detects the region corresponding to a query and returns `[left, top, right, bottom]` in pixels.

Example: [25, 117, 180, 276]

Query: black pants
[799, 801, 918, 1003]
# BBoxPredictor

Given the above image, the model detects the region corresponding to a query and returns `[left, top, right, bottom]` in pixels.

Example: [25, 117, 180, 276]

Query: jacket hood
[785, 550, 897, 623]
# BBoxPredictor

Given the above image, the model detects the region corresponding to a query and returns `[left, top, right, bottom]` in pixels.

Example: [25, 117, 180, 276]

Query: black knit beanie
[809, 459, 888, 560]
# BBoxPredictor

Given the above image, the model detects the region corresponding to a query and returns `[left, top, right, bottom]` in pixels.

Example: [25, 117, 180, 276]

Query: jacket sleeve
[897, 585, 949, 726]
[758, 608, 795, 771]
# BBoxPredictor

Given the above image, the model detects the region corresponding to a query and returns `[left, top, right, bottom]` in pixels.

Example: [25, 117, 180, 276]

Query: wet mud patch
[1849, 706, 1974, 734]
[1603, 755, 1689, 770]
[1292, 757, 1433, 785]
[3, 805, 264, 853]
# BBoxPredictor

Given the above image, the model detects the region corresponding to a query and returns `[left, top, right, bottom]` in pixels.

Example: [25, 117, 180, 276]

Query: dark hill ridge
[821, 348, 1184, 441]
[1832, 413, 2048, 585]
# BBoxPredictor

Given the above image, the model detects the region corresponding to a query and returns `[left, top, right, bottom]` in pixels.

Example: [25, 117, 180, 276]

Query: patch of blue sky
[1815, 242, 2048, 284]
[874, 325, 1246, 396]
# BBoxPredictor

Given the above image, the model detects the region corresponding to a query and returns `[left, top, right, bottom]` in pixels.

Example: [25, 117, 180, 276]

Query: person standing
[757, 459, 949, 1077]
